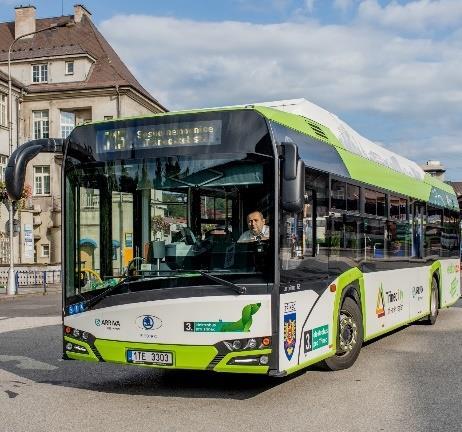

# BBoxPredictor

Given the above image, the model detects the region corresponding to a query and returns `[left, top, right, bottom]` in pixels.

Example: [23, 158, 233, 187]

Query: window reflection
[69, 154, 275, 299]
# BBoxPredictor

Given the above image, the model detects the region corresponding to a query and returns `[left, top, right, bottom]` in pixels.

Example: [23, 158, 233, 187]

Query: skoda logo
[143, 316, 154, 330]
[136, 315, 162, 331]
[95, 319, 101, 326]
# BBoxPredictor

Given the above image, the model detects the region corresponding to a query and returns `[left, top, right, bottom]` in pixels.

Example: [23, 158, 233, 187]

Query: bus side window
[442, 209, 461, 258]
[280, 210, 304, 271]
[329, 214, 362, 262]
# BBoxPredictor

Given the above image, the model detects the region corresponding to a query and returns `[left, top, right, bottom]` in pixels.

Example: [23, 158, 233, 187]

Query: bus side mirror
[5, 138, 64, 201]
[281, 142, 305, 213]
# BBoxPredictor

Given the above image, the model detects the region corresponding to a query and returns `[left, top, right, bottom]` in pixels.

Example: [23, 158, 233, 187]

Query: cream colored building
[0, 4, 166, 266]
[0, 71, 23, 265]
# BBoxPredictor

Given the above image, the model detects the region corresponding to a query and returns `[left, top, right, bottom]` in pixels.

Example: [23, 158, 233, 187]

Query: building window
[0, 93, 6, 127]
[365, 189, 386, 217]
[347, 184, 360, 212]
[33, 110, 49, 139]
[390, 196, 407, 220]
[331, 179, 346, 211]
[330, 180, 360, 213]
[34, 166, 50, 196]
[32, 64, 48, 83]
[65, 61, 74, 75]
[41, 244, 50, 258]
[60, 111, 75, 138]
[104, 116, 113, 120]
[0, 155, 7, 182]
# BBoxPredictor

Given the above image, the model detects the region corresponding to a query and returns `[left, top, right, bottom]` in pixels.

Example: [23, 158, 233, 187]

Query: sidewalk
[0, 283, 61, 301]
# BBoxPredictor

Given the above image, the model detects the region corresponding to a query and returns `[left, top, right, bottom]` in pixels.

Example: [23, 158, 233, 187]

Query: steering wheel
[180, 227, 197, 245]
[126, 257, 145, 276]
[79, 268, 102, 290]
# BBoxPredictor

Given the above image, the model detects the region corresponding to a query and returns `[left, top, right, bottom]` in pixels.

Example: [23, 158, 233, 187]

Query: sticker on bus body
[183, 303, 261, 332]
[304, 325, 329, 353]
[283, 302, 296, 360]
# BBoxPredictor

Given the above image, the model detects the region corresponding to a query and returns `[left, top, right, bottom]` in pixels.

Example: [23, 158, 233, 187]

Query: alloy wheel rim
[339, 312, 357, 354]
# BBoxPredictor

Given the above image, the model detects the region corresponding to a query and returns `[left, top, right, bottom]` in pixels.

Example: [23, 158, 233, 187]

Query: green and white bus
[6, 99, 460, 376]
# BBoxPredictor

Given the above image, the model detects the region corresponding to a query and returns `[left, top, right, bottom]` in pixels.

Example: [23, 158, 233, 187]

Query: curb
[0, 287, 62, 302]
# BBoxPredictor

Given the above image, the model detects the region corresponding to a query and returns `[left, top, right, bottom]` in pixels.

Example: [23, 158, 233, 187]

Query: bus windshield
[65, 153, 275, 302]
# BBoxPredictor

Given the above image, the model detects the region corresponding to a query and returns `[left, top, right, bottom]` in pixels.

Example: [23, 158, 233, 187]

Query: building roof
[0, 13, 167, 110]
[447, 182, 462, 197]
[0, 69, 25, 89]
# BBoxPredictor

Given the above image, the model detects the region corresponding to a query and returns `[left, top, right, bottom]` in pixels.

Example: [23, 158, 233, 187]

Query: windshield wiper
[82, 278, 125, 311]
[78, 269, 246, 312]
[137, 268, 246, 295]
[198, 271, 246, 295]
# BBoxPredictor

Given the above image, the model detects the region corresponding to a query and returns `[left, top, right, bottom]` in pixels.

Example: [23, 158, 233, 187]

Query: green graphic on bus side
[376, 284, 385, 318]
[184, 303, 261, 332]
[447, 263, 460, 274]
[313, 325, 329, 347]
[450, 278, 458, 297]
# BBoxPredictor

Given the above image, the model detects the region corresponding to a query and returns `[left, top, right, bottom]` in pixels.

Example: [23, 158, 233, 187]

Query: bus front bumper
[63, 330, 271, 374]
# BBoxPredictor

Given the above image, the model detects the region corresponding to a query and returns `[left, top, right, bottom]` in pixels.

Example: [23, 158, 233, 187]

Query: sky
[1, 0, 462, 180]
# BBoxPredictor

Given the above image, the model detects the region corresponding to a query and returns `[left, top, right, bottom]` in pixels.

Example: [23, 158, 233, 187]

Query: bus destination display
[97, 120, 222, 152]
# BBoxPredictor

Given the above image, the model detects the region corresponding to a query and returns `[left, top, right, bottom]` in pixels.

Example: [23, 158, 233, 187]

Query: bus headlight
[259, 355, 269, 365]
[227, 355, 270, 366]
[222, 336, 271, 351]
[245, 338, 257, 349]
[232, 340, 241, 350]
[63, 326, 95, 344]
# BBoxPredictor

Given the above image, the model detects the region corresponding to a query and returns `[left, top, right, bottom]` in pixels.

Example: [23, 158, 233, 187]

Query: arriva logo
[95, 318, 120, 327]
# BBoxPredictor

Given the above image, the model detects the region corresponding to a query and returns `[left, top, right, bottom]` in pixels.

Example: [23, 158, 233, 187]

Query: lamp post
[6, 21, 71, 295]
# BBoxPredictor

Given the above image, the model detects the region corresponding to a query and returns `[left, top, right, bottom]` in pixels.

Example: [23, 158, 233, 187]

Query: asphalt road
[0, 293, 461, 432]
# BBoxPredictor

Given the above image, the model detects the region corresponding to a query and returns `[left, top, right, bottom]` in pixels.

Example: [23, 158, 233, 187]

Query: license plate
[127, 350, 174, 366]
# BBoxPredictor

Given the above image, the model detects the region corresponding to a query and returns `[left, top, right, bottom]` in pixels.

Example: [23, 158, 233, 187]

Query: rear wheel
[323, 296, 363, 371]
[424, 277, 439, 325]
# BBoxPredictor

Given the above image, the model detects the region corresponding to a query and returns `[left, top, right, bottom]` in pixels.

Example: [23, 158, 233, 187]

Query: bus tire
[424, 277, 439, 325]
[323, 296, 363, 371]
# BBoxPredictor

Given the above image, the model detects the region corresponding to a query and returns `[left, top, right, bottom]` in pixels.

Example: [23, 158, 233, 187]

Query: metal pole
[7, 41, 15, 296]
[6, 22, 70, 295]
[7, 208, 15, 295]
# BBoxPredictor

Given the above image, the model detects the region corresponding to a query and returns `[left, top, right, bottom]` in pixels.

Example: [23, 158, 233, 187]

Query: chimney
[74, 4, 92, 23]
[15, 5, 36, 39]
[421, 160, 446, 181]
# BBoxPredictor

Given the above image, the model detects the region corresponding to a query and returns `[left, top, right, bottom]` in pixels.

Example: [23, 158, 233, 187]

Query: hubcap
[339, 313, 357, 353]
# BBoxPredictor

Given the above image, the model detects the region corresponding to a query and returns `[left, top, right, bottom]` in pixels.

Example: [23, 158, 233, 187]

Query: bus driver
[238, 211, 270, 243]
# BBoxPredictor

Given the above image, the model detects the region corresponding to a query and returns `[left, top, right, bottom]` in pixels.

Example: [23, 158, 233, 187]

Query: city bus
[6, 98, 460, 376]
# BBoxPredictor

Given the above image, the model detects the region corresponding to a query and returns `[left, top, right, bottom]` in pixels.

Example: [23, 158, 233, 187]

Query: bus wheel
[424, 278, 439, 325]
[323, 297, 363, 371]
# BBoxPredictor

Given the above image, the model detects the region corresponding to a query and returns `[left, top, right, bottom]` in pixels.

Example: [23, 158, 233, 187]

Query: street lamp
[6, 21, 72, 295]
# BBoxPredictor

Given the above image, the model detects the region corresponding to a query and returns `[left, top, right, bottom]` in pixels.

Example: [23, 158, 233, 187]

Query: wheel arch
[429, 261, 442, 308]
[341, 281, 361, 307]
[331, 267, 365, 352]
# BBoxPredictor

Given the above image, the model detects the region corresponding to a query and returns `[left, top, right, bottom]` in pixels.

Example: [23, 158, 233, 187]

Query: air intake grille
[305, 119, 329, 140]
[207, 354, 226, 370]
